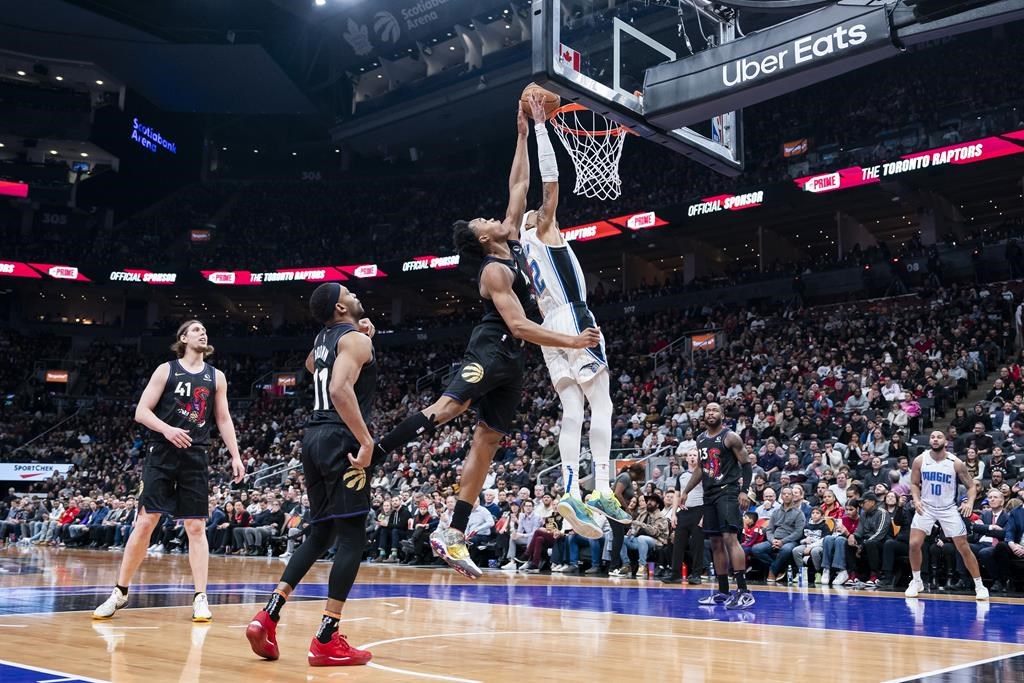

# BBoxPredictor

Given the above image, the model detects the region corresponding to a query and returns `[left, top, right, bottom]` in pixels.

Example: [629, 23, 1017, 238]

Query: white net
[550, 105, 628, 201]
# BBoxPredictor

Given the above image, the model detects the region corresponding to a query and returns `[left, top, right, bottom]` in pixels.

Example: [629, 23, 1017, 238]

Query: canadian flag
[559, 43, 581, 72]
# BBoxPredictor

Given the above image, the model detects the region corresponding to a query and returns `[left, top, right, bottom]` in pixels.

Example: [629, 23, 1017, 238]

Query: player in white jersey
[519, 93, 630, 538]
[905, 431, 988, 600]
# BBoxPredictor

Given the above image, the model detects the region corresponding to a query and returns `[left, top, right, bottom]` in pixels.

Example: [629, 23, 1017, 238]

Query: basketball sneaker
[192, 592, 212, 623]
[975, 584, 990, 601]
[904, 577, 925, 598]
[585, 492, 631, 525]
[557, 494, 603, 539]
[92, 587, 128, 620]
[697, 591, 730, 606]
[308, 633, 372, 667]
[725, 590, 756, 610]
[429, 528, 482, 579]
[246, 610, 279, 660]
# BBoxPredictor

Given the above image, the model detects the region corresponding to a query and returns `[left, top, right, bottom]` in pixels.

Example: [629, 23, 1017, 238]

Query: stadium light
[55, 75, 63, 81]
[80, 152, 88, 157]
[16, 70, 25, 76]
[49, 149, 58, 154]
[95, 79, 104, 85]
[315, 0, 326, 5]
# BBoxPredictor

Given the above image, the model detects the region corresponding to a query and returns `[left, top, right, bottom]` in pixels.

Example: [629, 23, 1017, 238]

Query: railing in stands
[534, 443, 677, 487]
[252, 460, 302, 487]
[649, 328, 722, 374]
[10, 407, 84, 456]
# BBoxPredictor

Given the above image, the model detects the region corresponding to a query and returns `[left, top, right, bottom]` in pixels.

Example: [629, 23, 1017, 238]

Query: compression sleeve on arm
[535, 123, 558, 182]
[741, 462, 753, 491]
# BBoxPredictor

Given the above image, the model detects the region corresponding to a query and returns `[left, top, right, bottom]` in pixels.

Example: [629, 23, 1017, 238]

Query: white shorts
[541, 302, 608, 388]
[910, 504, 967, 538]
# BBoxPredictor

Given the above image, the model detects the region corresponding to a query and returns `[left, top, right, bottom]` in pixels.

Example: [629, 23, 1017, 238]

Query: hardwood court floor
[1, 547, 1022, 682]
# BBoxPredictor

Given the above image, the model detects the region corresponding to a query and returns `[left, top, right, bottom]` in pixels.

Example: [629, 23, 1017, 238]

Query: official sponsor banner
[644, 1, 899, 128]
[794, 131, 1024, 194]
[109, 269, 178, 285]
[401, 255, 461, 272]
[338, 264, 387, 279]
[687, 191, 765, 217]
[202, 267, 348, 285]
[608, 211, 669, 231]
[0, 463, 74, 481]
[45, 370, 69, 383]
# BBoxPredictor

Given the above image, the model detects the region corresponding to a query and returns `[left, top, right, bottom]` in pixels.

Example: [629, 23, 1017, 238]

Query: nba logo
[711, 116, 723, 144]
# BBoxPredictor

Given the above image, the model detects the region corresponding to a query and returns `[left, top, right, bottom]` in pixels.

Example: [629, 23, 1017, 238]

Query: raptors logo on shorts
[343, 467, 367, 491]
[461, 362, 485, 383]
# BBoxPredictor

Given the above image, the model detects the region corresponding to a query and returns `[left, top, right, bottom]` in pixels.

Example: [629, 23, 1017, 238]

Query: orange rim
[549, 103, 635, 137]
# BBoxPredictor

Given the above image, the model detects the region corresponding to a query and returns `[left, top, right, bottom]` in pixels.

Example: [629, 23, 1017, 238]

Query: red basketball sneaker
[245, 610, 279, 660]
[307, 633, 372, 667]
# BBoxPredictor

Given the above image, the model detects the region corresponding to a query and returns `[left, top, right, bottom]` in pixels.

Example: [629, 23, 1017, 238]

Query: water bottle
[787, 565, 794, 584]
[266, 545, 272, 558]
[647, 561, 656, 577]
[799, 565, 807, 587]
[682, 562, 689, 581]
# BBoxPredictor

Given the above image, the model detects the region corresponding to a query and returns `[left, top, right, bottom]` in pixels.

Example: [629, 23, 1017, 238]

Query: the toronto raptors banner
[644, 0, 899, 129]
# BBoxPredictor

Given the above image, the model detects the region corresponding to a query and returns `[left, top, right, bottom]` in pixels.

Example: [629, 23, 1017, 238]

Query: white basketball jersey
[520, 228, 588, 318]
[920, 453, 958, 509]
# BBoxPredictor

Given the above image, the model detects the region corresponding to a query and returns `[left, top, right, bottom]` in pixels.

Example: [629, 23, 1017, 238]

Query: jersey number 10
[931, 483, 942, 497]
[312, 368, 330, 411]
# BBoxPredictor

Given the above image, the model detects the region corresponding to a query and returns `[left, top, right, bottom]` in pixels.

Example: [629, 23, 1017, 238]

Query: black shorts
[702, 487, 742, 536]
[139, 443, 209, 519]
[303, 423, 376, 524]
[442, 323, 525, 435]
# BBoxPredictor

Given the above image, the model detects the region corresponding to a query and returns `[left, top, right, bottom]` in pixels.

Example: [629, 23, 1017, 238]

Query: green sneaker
[557, 494, 603, 539]
[586, 492, 632, 524]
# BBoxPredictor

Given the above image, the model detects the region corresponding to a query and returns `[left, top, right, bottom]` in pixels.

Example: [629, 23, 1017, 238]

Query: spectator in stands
[848, 492, 892, 587]
[751, 486, 806, 582]
[822, 501, 860, 587]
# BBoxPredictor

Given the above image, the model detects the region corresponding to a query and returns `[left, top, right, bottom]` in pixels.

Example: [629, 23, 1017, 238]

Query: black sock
[451, 500, 473, 533]
[733, 570, 748, 592]
[377, 412, 437, 455]
[718, 574, 730, 594]
[316, 612, 341, 644]
[264, 591, 286, 621]
[116, 584, 128, 596]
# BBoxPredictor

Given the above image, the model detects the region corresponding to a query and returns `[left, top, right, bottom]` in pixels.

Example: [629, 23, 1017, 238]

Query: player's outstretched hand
[517, 105, 529, 136]
[231, 456, 245, 484]
[163, 426, 192, 449]
[358, 317, 376, 338]
[573, 327, 601, 349]
[528, 92, 547, 123]
[348, 443, 374, 469]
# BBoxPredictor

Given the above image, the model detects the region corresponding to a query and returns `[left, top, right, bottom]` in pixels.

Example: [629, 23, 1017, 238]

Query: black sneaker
[660, 576, 682, 585]
[725, 590, 756, 610]
[687, 576, 702, 585]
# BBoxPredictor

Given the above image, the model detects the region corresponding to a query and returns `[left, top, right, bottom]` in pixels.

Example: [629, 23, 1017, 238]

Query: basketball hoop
[549, 104, 632, 201]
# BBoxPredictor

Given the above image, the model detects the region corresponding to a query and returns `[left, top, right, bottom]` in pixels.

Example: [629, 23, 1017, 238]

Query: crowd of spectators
[4, 275, 1024, 591]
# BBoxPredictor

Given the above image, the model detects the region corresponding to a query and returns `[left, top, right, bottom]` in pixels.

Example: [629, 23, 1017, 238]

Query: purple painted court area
[3, 582, 1020, 644]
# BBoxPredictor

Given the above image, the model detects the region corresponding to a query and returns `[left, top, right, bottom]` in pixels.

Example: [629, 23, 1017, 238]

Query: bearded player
[365, 105, 600, 579]
[519, 92, 629, 537]
[94, 320, 245, 622]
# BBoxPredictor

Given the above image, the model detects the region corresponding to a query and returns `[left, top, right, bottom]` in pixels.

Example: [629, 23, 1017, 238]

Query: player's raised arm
[135, 363, 191, 449]
[213, 369, 245, 483]
[480, 262, 598, 349]
[503, 107, 531, 240]
[527, 93, 561, 245]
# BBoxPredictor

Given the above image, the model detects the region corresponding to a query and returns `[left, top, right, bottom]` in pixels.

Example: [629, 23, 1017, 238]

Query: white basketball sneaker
[975, 584, 990, 601]
[905, 577, 925, 598]
[93, 587, 128, 620]
[192, 592, 213, 622]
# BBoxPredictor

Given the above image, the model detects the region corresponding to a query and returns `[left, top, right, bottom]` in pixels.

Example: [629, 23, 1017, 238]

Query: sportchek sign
[0, 463, 74, 481]
[795, 130, 1024, 194]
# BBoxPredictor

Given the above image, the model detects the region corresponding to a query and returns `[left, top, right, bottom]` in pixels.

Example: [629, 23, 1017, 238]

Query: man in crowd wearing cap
[847, 492, 893, 587]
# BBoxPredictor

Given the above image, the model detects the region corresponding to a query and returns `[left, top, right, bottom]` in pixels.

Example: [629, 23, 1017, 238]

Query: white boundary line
[880, 650, 1024, 683]
[0, 658, 109, 683]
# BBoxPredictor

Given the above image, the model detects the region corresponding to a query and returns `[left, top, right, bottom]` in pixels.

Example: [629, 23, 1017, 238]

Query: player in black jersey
[248, 282, 378, 667]
[368, 109, 601, 579]
[94, 320, 244, 623]
[679, 402, 755, 609]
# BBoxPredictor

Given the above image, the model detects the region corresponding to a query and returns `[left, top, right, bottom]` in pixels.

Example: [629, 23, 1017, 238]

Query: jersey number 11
[312, 368, 330, 411]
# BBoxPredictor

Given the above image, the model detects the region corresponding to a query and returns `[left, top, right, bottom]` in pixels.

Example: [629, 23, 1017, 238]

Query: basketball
[520, 83, 560, 120]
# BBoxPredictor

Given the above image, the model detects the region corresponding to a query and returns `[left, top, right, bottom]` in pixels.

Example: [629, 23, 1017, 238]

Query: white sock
[912, 571, 922, 583]
[583, 371, 613, 493]
[556, 382, 584, 498]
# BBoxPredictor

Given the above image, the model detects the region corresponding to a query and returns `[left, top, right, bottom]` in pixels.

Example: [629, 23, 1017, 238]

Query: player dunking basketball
[365, 106, 601, 579]
[247, 283, 380, 666]
[679, 402, 755, 609]
[519, 93, 630, 536]
[93, 320, 244, 622]
[905, 431, 989, 600]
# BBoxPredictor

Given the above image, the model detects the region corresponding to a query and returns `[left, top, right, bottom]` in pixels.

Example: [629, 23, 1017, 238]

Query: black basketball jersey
[151, 359, 217, 446]
[308, 322, 377, 428]
[696, 428, 741, 492]
[479, 239, 542, 328]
